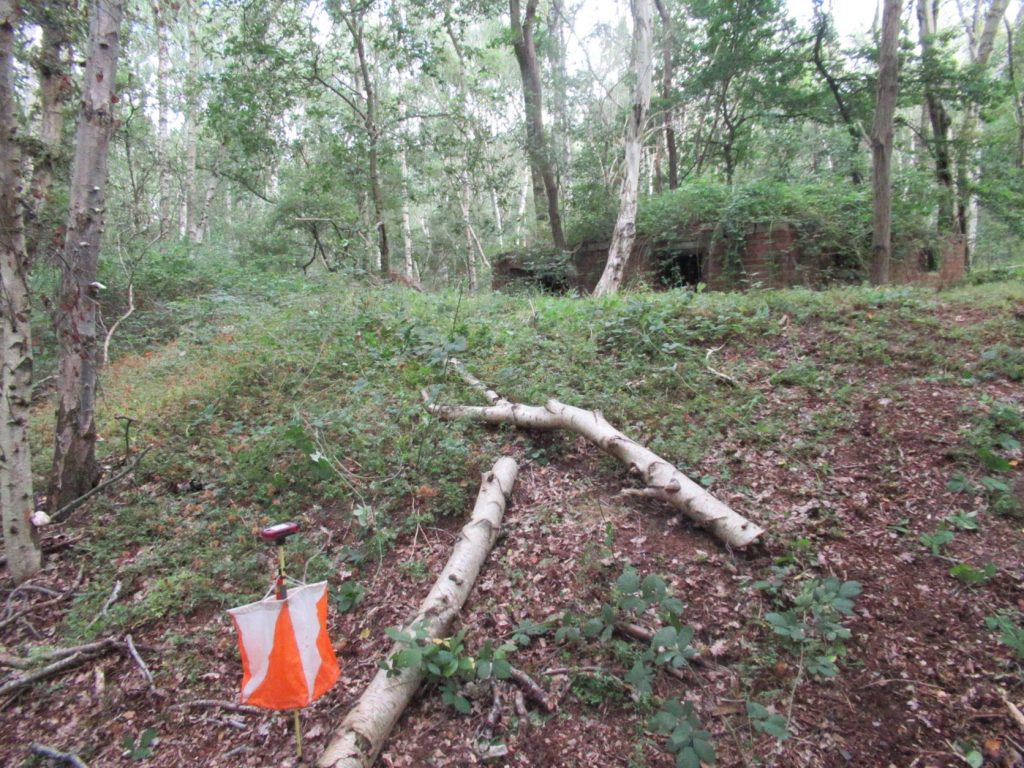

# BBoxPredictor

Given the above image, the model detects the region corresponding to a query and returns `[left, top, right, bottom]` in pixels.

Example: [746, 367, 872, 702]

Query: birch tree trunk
[429, 363, 764, 548]
[318, 458, 519, 768]
[181, 9, 199, 242]
[461, 178, 477, 290]
[26, 0, 70, 250]
[870, 0, 901, 285]
[955, 0, 1010, 264]
[594, 0, 653, 297]
[400, 145, 415, 281]
[49, 0, 124, 513]
[490, 188, 505, 249]
[151, 1, 171, 238]
[0, 0, 42, 583]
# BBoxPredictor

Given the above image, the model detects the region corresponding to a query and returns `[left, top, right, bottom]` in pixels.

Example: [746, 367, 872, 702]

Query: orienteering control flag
[228, 581, 340, 710]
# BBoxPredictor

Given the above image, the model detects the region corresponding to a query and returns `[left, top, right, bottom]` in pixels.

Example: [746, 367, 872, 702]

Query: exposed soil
[1, 296, 1022, 768]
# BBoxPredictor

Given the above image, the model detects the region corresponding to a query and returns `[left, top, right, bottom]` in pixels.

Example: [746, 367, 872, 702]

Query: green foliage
[759, 576, 861, 679]
[382, 623, 517, 714]
[944, 511, 981, 531]
[746, 700, 790, 741]
[122, 728, 158, 760]
[334, 581, 366, 613]
[985, 611, 1024, 659]
[650, 699, 716, 768]
[948, 400, 1024, 516]
[949, 561, 997, 586]
[556, 567, 695, 698]
[919, 529, 955, 556]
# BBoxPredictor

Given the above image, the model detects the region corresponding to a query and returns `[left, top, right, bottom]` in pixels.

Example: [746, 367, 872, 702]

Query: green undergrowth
[32, 276, 1024, 650]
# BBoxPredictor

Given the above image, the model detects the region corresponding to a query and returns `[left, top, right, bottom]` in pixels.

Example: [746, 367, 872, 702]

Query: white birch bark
[151, 1, 171, 237]
[317, 457, 519, 768]
[0, 0, 42, 583]
[400, 146, 415, 281]
[460, 179, 477, 290]
[429, 363, 764, 548]
[491, 188, 505, 249]
[594, 0, 653, 297]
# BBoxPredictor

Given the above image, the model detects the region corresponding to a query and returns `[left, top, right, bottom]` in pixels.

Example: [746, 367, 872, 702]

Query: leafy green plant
[555, 567, 696, 697]
[334, 580, 365, 613]
[382, 624, 516, 713]
[944, 512, 981, 531]
[650, 698, 716, 768]
[985, 612, 1024, 659]
[949, 561, 997, 585]
[761, 576, 862, 679]
[919, 528, 955, 555]
[746, 700, 790, 741]
[122, 728, 157, 760]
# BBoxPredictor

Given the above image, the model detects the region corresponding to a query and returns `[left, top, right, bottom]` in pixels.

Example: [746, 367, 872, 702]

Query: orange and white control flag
[228, 581, 340, 710]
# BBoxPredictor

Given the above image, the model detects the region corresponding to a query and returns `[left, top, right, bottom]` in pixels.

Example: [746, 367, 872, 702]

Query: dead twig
[479, 681, 504, 740]
[0, 568, 83, 631]
[52, 447, 151, 523]
[0, 639, 118, 698]
[30, 743, 89, 768]
[703, 346, 742, 387]
[86, 580, 122, 629]
[124, 634, 153, 687]
[1000, 689, 1024, 732]
[171, 699, 263, 715]
[507, 666, 556, 713]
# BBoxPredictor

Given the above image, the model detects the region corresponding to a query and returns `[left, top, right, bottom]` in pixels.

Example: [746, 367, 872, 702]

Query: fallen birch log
[426, 360, 764, 548]
[318, 457, 519, 768]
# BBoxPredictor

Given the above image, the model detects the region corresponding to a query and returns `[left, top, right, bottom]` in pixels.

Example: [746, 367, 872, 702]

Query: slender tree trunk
[548, 0, 571, 194]
[812, 9, 865, 185]
[462, 182, 477, 290]
[956, 0, 1010, 264]
[191, 173, 220, 245]
[917, 0, 956, 232]
[26, 2, 70, 243]
[346, 15, 389, 275]
[490, 188, 505, 249]
[510, 0, 565, 250]
[152, 1, 171, 238]
[1006, 19, 1024, 168]
[0, 0, 42, 583]
[400, 145, 415, 281]
[654, 0, 678, 189]
[594, 0, 654, 297]
[871, 0, 901, 285]
[181, 10, 199, 242]
[50, 0, 124, 513]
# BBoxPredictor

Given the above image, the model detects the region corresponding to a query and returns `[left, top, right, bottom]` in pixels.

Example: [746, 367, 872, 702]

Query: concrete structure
[492, 224, 966, 292]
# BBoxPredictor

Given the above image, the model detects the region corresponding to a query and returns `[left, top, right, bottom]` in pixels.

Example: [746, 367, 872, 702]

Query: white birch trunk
[180, 10, 199, 241]
[429, 364, 764, 548]
[594, 0, 653, 297]
[491, 188, 505, 249]
[0, 0, 42, 583]
[317, 457, 519, 768]
[515, 171, 529, 247]
[151, 1, 171, 238]
[400, 146, 415, 281]
[461, 179, 477, 290]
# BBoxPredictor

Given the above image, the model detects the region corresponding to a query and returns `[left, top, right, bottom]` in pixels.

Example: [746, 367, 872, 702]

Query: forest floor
[1, 276, 1023, 768]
